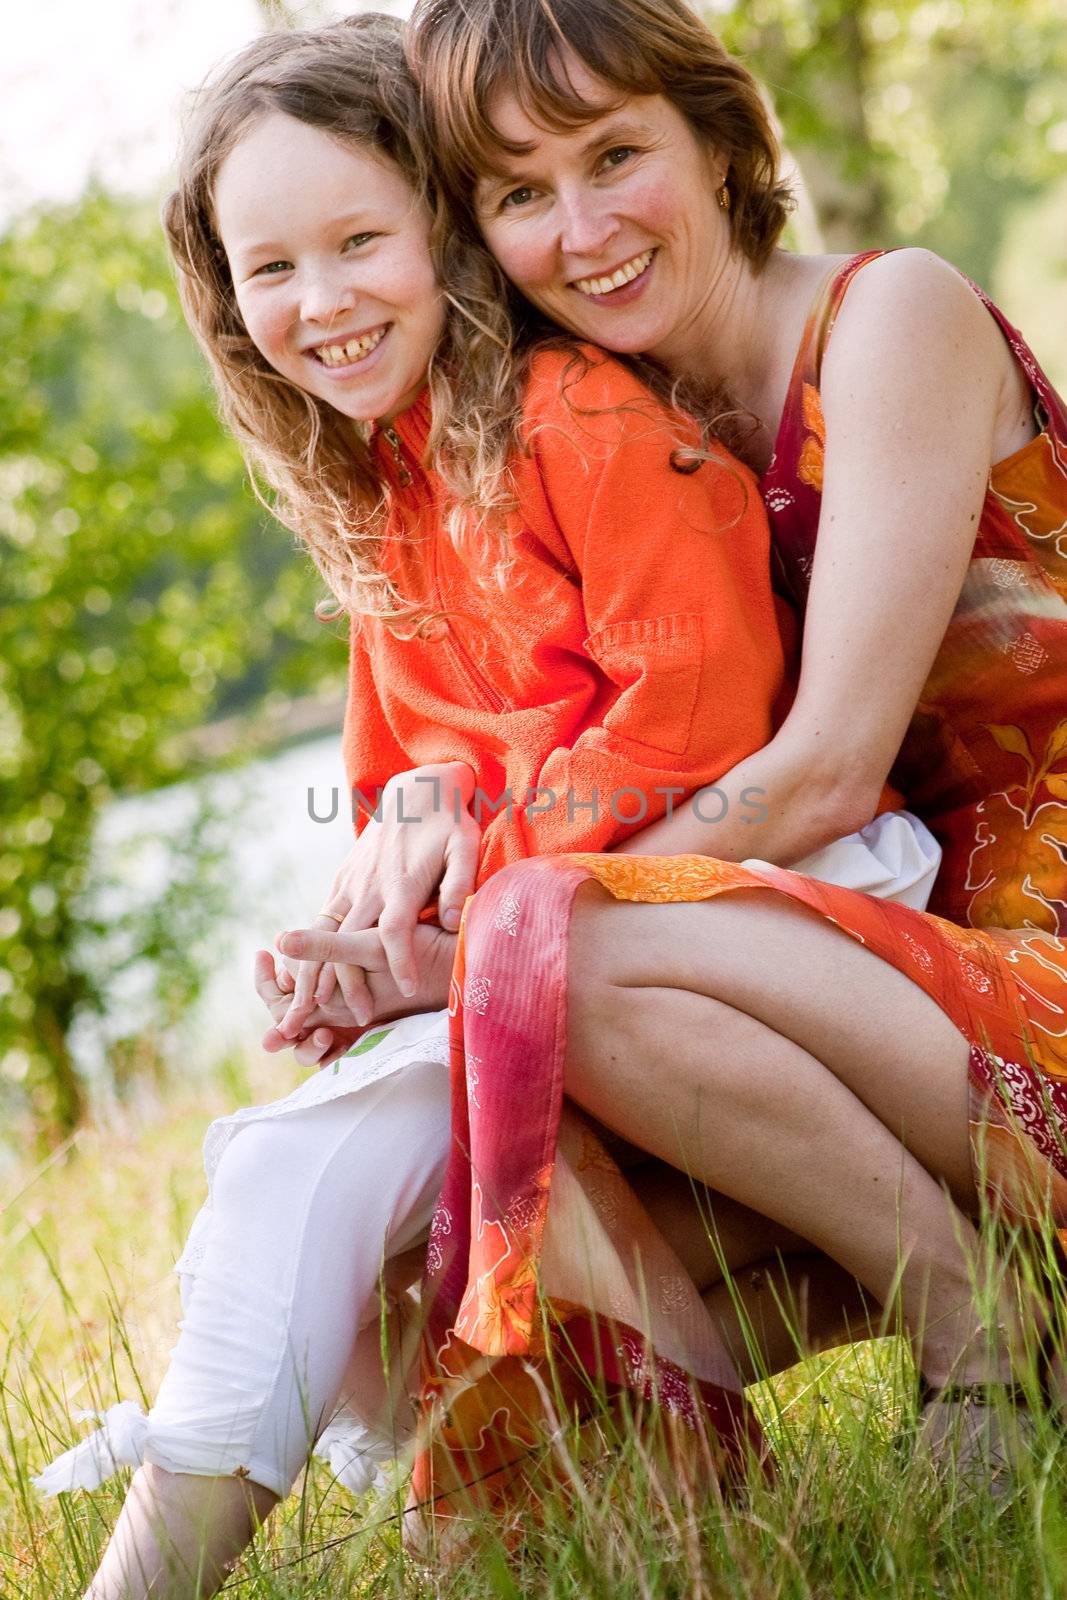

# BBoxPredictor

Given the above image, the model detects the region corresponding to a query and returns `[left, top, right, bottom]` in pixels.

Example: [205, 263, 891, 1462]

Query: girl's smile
[213, 112, 444, 422]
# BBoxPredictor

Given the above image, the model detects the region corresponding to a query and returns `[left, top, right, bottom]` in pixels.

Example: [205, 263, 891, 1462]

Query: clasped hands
[254, 762, 480, 1069]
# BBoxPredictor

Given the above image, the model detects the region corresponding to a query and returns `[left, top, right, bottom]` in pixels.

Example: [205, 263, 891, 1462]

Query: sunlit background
[2, 0, 1066, 1148]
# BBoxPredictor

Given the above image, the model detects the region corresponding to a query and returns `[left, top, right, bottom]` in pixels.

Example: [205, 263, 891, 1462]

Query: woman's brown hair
[408, 0, 794, 269]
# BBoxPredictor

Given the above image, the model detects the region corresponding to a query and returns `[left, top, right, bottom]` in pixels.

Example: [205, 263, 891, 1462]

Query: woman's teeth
[317, 327, 387, 367]
[573, 249, 654, 298]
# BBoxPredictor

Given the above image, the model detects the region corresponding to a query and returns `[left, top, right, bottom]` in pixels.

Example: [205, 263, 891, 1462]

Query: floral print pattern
[410, 858, 763, 1527]
[761, 250, 1067, 1216]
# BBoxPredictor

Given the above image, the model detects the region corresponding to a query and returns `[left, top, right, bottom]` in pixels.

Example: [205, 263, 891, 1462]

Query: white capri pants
[36, 1014, 452, 1500]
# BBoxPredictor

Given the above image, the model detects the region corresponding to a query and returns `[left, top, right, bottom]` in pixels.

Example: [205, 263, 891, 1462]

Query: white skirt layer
[745, 809, 941, 911]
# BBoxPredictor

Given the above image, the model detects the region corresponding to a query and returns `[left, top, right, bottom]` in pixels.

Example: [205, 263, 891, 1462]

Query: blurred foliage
[720, 0, 1067, 380]
[0, 190, 346, 1136]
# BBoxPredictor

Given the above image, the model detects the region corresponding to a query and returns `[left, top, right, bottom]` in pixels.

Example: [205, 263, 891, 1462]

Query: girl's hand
[253, 950, 361, 1069]
[281, 761, 479, 1039]
[258, 921, 458, 1063]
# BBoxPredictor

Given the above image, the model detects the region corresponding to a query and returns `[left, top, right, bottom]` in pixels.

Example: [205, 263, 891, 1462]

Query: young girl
[33, 16, 768, 1592]
[37, 15, 941, 1595]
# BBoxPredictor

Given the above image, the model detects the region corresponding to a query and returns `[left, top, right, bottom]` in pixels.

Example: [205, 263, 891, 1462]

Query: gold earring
[718, 181, 731, 212]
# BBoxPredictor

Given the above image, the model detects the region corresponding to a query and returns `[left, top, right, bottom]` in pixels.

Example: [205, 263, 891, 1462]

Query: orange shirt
[342, 346, 791, 883]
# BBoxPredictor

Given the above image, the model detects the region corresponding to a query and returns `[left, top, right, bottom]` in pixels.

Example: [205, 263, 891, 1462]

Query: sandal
[914, 1378, 1038, 1503]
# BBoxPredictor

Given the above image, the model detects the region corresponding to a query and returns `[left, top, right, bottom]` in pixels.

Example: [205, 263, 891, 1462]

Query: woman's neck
[654, 249, 845, 471]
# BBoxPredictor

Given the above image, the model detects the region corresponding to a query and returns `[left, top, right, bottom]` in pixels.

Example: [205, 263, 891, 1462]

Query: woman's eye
[600, 146, 636, 171]
[501, 186, 536, 211]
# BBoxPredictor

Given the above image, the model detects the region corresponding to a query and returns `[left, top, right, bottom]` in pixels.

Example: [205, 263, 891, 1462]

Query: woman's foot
[914, 1381, 1038, 1503]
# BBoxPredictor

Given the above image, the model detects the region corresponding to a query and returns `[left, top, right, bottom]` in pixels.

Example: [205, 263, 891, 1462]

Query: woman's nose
[557, 189, 619, 261]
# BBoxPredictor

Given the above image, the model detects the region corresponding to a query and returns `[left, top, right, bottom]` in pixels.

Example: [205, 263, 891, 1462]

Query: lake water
[81, 734, 360, 1081]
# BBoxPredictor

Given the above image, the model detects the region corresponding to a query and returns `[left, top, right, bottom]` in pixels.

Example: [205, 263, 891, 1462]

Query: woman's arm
[620, 250, 1004, 865]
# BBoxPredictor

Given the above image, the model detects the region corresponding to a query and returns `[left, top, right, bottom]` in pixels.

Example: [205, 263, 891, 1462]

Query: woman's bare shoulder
[829, 247, 1003, 366]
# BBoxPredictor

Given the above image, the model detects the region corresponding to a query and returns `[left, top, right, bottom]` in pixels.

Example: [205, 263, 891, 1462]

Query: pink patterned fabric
[410, 856, 762, 1522]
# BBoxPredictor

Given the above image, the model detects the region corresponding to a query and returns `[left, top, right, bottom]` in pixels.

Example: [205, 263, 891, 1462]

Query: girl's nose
[300, 270, 356, 328]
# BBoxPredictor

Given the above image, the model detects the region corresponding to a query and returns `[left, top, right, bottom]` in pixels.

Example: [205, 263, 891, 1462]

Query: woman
[374, 0, 1067, 1463]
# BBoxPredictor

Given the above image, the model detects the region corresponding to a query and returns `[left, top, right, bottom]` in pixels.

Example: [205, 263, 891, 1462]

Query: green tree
[720, 0, 1067, 367]
[0, 190, 346, 1135]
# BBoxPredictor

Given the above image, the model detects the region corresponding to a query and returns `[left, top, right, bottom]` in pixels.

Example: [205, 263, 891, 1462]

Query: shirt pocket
[583, 612, 704, 760]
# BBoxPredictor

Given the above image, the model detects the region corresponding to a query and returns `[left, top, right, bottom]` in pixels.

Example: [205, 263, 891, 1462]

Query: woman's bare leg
[565, 890, 1024, 1388]
[630, 1162, 877, 1381]
[85, 1466, 277, 1599]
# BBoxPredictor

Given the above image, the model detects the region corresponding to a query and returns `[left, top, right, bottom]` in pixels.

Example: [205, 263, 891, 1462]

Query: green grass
[3, 1056, 1067, 1597]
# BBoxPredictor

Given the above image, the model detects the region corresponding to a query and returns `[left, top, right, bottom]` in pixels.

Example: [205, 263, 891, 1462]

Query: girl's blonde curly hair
[164, 12, 549, 631]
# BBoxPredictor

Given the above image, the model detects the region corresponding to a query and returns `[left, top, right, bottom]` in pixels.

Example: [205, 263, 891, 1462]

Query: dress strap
[780, 250, 888, 410]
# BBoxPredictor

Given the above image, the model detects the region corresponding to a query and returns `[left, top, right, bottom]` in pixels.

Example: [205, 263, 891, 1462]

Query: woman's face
[474, 56, 729, 366]
[214, 112, 444, 423]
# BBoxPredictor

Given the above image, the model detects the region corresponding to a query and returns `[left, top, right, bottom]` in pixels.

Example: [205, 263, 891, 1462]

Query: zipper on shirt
[444, 629, 508, 714]
[381, 425, 413, 487]
[429, 527, 507, 713]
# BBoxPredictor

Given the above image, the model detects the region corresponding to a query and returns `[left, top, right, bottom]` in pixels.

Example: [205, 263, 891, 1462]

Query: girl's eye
[345, 232, 378, 249]
[255, 260, 291, 277]
[500, 186, 536, 211]
[600, 146, 636, 171]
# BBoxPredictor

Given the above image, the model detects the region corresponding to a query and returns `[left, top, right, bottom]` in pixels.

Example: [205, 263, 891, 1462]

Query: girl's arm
[619, 250, 1004, 864]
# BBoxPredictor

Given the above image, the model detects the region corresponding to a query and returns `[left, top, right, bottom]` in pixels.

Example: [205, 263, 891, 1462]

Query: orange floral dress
[761, 250, 1067, 1199]
[414, 253, 1067, 1521]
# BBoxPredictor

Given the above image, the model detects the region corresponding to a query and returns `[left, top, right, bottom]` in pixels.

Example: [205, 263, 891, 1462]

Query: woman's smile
[570, 246, 656, 303]
[475, 56, 730, 363]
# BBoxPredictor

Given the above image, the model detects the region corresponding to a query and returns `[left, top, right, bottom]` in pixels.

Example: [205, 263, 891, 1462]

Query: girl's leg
[86, 1468, 275, 1600]
[565, 889, 1021, 1389]
[86, 1059, 449, 1600]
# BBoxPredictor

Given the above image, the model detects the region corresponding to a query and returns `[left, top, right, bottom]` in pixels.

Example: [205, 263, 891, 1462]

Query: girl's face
[214, 112, 444, 423]
[473, 56, 728, 368]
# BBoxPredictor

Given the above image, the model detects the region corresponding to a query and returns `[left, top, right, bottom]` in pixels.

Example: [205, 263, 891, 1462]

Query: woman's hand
[281, 761, 479, 1039]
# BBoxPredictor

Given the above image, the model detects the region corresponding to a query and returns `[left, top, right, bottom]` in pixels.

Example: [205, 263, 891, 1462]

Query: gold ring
[320, 912, 343, 925]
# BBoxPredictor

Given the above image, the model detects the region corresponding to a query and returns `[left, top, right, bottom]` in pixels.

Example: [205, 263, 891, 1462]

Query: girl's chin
[317, 375, 425, 424]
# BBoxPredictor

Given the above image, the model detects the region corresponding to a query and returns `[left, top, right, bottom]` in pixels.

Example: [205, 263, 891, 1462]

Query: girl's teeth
[575, 250, 653, 297]
[318, 328, 386, 367]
